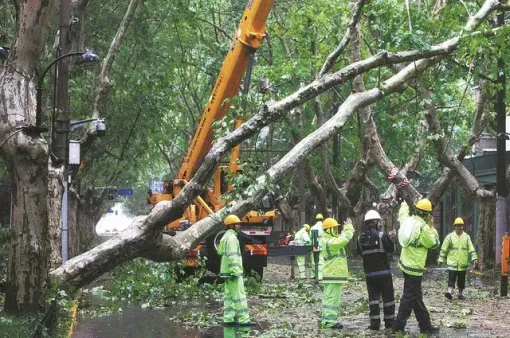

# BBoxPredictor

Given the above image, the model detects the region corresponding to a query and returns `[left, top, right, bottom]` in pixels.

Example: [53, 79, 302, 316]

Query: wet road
[72, 305, 268, 338]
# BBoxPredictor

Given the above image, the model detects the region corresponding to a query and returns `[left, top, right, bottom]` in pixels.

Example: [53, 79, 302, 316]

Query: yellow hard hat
[316, 213, 324, 220]
[225, 214, 241, 226]
[415, 198, 432, 212]
[454, 217, 464, 226]
[322, 218, 339, 230]
[304, 224, 311, 231]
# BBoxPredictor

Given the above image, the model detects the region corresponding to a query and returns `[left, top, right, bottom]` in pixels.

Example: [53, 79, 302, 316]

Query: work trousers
[296, 255, 308, 279]
[223, 277, 250, 324]
[223, 326, 250, 338]
[366, 275, 395, 328]
[310, 252, 324, 280]
[448, 270, 467, 289]
[321, 283, 343, 328]
[393, 273, 432, 332]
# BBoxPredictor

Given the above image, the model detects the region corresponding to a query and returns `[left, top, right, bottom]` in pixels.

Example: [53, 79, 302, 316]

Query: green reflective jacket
[217, 229, 243, 278]
[397, 203, 440, 276]
[438, 231, 477, 271]
[320, 223, 354, 284]
[294, 227, 311, 245]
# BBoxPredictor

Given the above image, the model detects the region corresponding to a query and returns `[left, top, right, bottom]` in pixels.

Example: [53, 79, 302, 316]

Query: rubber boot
[368, 319, 380, 330]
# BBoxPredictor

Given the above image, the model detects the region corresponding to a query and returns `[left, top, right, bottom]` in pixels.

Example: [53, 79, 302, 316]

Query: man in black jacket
[357, 209, 397, 331]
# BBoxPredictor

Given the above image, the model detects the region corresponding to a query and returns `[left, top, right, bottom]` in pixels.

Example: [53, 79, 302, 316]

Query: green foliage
[43, 0, 509, 221]
[0, 287, 76, 338]
[96, 258, 222, 308]
[0, 227, 11, 295]
[0, 314, 35, 338]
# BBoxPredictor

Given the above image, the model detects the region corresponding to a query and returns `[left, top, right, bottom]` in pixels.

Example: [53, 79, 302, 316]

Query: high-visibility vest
[218, 229, 243, 278]
[438, 232, 477, 271]
[397, 203, 440, 276]
[320, 223, 354, 283]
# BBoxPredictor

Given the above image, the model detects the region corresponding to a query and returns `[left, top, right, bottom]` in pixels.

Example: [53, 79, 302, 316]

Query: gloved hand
[388, 167, 399, 181]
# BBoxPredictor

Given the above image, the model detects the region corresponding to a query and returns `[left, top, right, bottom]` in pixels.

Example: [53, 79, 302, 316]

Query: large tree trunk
[276, 197, 298, 231]
[47, 167, 64, 268]
[2, 133, 50, 314]
[68, 191, 80, 259]
[477, 195, 496, 269]
[4, 141, 49, 314]
[0, 0, 58, 314]
[68, 192, 99, 258]
[0, 69, 52, 314]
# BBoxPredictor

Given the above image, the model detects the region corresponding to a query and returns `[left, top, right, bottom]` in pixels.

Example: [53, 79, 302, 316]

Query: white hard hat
[364, 210, 382, 222]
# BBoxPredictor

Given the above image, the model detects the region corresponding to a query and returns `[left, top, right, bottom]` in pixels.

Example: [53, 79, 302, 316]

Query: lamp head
[96, 119, 106, 137]
[75, 50, 100, 65]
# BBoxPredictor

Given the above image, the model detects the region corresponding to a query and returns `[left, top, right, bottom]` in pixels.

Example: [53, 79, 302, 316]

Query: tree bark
[68, 190, 98, 258]
[3, 137, 50, 314]
[47, 166, 64, 268]
[477, 195, 496, 269]
[285, 113, 329, 216]
[276, 196, 298, 231]
[0, 0, 58, 313]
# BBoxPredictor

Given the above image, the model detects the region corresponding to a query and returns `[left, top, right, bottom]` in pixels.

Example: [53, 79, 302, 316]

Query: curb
[67, 296, 80, 338]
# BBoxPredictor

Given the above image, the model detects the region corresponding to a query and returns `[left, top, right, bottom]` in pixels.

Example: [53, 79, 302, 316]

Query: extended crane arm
[177, 0, 275, 182]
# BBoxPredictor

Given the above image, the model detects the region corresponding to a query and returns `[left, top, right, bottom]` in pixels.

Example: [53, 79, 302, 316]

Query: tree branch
[91, 0, 141, 120]
[318, 0, 367, 77]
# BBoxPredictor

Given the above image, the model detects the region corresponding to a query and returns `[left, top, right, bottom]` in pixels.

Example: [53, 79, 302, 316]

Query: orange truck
[148, 0, 276, 278]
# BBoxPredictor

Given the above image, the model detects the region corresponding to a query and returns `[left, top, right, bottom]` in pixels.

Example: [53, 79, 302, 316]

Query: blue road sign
[117, 188, 133, 196]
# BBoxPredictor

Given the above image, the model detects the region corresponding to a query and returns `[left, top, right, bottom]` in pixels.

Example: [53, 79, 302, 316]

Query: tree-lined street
[1, 0, 510, 336]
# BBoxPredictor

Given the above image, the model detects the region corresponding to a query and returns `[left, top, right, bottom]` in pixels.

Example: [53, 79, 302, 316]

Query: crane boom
[177, 0, 274, 181]
[148, 1, 277, 278]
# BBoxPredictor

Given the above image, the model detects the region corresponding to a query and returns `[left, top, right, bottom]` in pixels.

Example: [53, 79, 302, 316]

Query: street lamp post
[62, 118, 106, 263]
[35, 50, 100, 127]
[36, 49, 100, 264]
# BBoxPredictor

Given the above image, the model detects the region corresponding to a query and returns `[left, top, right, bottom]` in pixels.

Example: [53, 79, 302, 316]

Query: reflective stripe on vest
[366, 269, 392, 277]
[323, 277, 348, 281]
[399, 259, 424, 273]
[361, 231, 385, 255]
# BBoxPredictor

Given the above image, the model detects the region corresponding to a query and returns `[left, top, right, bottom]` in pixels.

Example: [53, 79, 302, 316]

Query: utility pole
[54, 0, 72, 263]
[495, 9, 507, 296]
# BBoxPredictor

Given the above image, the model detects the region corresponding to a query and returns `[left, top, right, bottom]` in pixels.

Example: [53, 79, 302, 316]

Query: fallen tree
[50, 0, 509, 288]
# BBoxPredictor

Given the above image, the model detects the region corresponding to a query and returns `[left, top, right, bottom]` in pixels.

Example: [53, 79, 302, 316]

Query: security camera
[96, 119, 106, 137]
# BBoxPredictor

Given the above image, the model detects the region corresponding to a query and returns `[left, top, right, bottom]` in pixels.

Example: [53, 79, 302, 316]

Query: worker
[392, 199, 440, 335]
[311, 213, 325, 281]
[357, 210, 396, 331]
[218, 214, 254, 326]
[293, 224, 311, 281]
[438, 217, 478, 300]
[320, 217, 354, 329]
